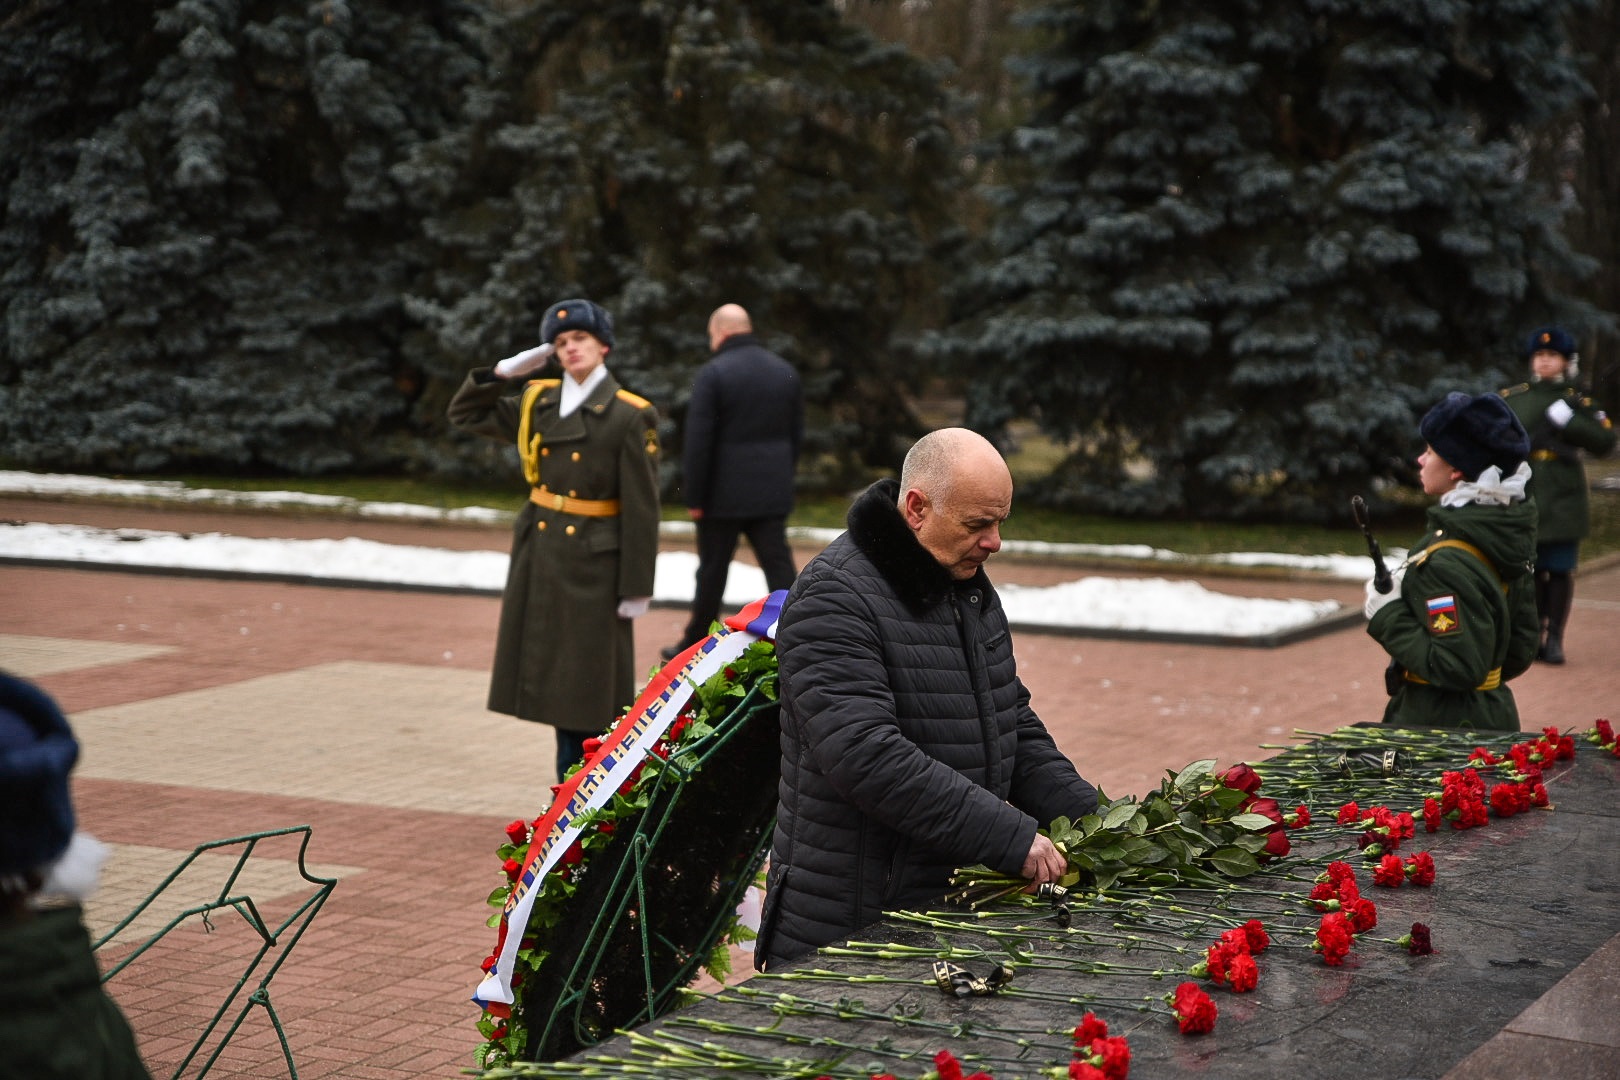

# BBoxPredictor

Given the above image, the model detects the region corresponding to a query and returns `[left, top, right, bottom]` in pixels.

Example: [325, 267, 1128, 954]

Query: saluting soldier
[449, 299, 661, 781]
[1500, 326, 1616, 665]
[1365, 393, 1539, 732]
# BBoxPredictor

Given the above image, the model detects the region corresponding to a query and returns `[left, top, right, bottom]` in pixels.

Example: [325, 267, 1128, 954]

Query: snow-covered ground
[0, 471, 1379, 639]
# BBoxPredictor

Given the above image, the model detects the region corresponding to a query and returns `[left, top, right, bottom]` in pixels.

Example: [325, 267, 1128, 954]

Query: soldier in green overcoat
[449, 300, 661, 781]
[1500, 326, 1616, 664]
[1366, 393, 1539, 732]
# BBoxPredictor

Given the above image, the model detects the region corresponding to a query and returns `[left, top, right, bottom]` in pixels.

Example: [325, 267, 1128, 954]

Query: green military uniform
[1500, 379, 1616, 544]
[1367, 498, 1539, 731]
[448, 369, 660, 736]
[0, 905, 153, 1080]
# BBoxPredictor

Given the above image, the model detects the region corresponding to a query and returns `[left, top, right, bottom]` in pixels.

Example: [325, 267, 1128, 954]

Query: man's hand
[1020, 833, 1068, 884]
[616, 597, 650, 619]
[493, 343, 555, 379]
[1364, 571, 1403, 619]
[1546, 398, 1575, 428]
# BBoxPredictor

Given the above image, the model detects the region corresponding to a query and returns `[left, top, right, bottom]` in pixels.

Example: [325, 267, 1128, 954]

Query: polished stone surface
[569, 745, 1620, 1079]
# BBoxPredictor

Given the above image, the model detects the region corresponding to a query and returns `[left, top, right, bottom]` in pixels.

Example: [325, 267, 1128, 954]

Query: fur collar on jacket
[846, 478, 987, 613]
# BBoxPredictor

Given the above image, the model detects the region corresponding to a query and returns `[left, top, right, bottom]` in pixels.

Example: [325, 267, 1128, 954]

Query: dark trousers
[554, 727, 594, 783]
[681, 515, 797, 646]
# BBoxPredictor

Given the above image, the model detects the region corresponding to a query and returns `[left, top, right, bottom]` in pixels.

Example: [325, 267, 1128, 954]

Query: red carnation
[504, 819, 529, 845]
[1325, 861, 1357, 885]
[1372, 854, 1406, 888]
[1347, 896, 1378, 933]
[1308, 881, 1340, 911]
[1336, 801, 1361, 825]
[1170, 981, 1217, 1034]
[1241, 919, 1270, 953]
[1068, 1064, 1107, 1080]
[1313, 912, 1354, 966]
[1075, 1012, 1109, 1046]
[1286, 804, 1311, 828]
[1227, 951, 1259, 993]
[1404, 851, 1436, 887]
[1422, 797, 1441, 833]
[1595, 719, 1615, 746]
[1203, 940, 1239, 984]
[1402, 922, 1434, 955]
[933, 1049, 964, 1080]
[1489, 782, 1529, 817]
[1093, 1036, 1131, 1079]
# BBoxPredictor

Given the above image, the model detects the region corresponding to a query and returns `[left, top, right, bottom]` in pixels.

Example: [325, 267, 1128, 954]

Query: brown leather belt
[530, 485, 620, 517]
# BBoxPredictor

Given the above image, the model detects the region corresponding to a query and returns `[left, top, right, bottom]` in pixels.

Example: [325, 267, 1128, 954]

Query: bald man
[755, 428, 1098, 971]
[665, 304, 804, 657]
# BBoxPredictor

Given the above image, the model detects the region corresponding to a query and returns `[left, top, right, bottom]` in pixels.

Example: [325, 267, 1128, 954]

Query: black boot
[1539, 571, 1573, 665]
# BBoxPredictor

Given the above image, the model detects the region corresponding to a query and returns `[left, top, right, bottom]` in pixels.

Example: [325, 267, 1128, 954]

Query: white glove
[1545, 398, 1575, 428]
[1364, 568, 1404, 619]
[616, 597, 650, 620]
[493, 343, 555, 379]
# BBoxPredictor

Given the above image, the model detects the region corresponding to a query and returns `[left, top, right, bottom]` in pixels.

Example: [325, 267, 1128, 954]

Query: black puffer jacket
[757, 479, 1098, 969]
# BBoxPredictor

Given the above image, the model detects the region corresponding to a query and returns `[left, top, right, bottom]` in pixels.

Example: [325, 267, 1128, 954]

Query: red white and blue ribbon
[473, 590, 786, 1013]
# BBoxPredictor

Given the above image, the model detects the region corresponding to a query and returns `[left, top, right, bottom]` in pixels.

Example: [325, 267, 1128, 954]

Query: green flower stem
[692, 989, 1048, 1051]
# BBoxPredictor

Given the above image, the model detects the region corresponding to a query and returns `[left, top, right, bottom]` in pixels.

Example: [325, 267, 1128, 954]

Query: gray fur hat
[540, 299, 615, 348]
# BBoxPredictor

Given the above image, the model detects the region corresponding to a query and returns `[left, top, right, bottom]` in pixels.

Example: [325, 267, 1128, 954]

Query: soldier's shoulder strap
[615, 388, 653, 410]
[1411, 538, 1508, 593]
[1499, 383, 1531, 398]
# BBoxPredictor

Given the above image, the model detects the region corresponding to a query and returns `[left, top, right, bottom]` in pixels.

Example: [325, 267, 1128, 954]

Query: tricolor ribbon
[473, 590, 786, 1013]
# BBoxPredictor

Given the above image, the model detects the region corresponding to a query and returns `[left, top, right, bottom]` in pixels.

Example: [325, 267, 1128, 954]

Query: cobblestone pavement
[2, 496, 1615, 1079]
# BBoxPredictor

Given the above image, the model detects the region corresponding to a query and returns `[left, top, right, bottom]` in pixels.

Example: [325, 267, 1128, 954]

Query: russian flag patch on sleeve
[1426, 594, 1460, 634]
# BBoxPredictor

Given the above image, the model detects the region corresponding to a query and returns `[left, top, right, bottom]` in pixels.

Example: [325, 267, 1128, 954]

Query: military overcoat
[449, 368, 660, 733]
[1367, 498, 1539, 732]
[1500, 380, 1615, 544]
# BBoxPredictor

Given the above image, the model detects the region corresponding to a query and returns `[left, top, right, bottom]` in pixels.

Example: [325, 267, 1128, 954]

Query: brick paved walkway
[2, 495, 1615, 1078]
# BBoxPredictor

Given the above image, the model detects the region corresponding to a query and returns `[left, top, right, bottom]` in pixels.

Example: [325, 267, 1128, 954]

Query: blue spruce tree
[934, 0, 1605, 518]
[402, 0, 966, 485]
[0, 0, 495, 473]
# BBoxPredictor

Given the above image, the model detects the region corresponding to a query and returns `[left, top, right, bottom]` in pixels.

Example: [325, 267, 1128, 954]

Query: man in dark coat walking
[755, 428, 1098, 971]
[666, 304, 803, 657]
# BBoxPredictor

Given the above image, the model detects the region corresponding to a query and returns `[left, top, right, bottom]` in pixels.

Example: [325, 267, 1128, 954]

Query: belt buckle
[549, 492, 566, 511]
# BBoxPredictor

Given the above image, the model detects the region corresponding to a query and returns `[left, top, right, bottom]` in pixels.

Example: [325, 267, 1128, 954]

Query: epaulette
[1500, 383, 1530, 397]
[615, 388, 653, 410]
[526, 378, 562, 391]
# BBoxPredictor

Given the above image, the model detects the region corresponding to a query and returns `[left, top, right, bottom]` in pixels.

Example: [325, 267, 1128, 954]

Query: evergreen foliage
[2, 1, 962, 486]
[404, 0, 966, 487]
[0, 0, 494, 474]
[931, 0, 1606, 518]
